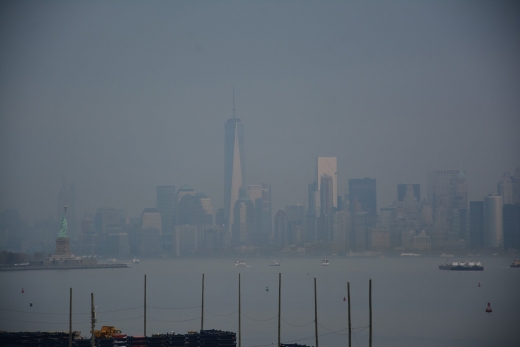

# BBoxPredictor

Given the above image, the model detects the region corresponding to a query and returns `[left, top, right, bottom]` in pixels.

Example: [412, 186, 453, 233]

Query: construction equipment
[91, 326, 122, 339]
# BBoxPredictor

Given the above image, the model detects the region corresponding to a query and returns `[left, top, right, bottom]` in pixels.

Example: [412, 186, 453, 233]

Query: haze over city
[1, 0, 519, 223]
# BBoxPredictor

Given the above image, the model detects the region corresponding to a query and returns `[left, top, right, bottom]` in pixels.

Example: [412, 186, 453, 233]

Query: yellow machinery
[92, 326, 122, 338]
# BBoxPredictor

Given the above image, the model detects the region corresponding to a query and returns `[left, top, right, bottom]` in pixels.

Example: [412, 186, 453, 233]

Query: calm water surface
[1, 256, 519, 347]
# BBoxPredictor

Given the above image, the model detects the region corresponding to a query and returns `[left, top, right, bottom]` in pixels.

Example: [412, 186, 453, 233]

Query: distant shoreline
[0, 263, 128, 271]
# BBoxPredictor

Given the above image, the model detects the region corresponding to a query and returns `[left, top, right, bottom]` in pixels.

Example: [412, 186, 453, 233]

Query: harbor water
[1, 256, 519, 346]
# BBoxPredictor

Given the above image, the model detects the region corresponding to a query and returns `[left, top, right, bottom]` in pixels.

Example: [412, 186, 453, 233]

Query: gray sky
[1, 0, 519, 222]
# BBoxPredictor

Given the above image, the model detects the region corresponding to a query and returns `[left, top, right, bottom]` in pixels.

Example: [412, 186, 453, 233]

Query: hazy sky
[1, 0, 519, 222]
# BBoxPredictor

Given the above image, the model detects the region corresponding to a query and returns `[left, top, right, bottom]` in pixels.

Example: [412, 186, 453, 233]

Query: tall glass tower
[224, 90, 245, 240]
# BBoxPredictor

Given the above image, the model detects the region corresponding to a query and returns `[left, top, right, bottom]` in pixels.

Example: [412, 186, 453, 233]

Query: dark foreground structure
[0, 330, 237, 347]
[0, 331, 313, 347]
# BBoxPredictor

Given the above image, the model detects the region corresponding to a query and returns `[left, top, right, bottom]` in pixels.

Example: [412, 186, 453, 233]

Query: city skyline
[1, 1, 519, 223]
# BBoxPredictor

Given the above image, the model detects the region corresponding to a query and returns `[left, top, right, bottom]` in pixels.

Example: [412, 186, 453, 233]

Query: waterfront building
[308, 181, 319, 216]
[469, 201, 485, 248]
[317, 157, 338, 209]
[353, 212, 368, 251]
[427, 169, 467, 214]
[332, 210, 350, 252]
[224, 92, 245, 242]
[176, 185, 196, 226]
[95, 208, 124, 234]
[285, 205, 306, 246]
[108, 233, 130, 257]
[177, 184, 196, 204]
[215, 208, 225, 228]
[497, 172, 514, 205]
[232, 189, 255, 245]
[142, 208, 162, 235]
[175, 224, 199, 257]
[274, 210, 288, 248]
[320, 174, 334, 217]
[246, 184, 272, 246]
[503, 204, 520, 250]
[514, 167, 520, 204]
[397, 184, 420, 202]
[420, 202, 433, 226]
[370, 227, 390, 250]
[349, 178, 377, 217]
[199, 194, 214, 219]
[157, 185, 176, 252]
[484, 194, 503, 248]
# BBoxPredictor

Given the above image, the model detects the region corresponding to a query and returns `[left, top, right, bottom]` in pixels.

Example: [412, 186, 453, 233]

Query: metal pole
[238, 273, 241, 347]
[201, 273, 205, 331]
[314, 277, 318, 347]
[369, 278, 372, 347]
[278, 273, 281, 347]
[91, 293, 95, 347]
[69, 288, 72, 347]
[348, 282, 351, 347]
[144, 274, 147, 337]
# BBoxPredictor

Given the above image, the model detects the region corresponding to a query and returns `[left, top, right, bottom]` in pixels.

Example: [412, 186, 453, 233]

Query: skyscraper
[484, 194, 503, 248]
[349, 178, 377, 217]
[427, 169, 467, 214]
[397, 184, 420, 202]
[233, 188, 254, 245]
[246, 184, 272, 246]
[503, 203, 520, 250]
[157, 185, 176, 252]
[224, 90, 245, 242]
[317, 157, 337, 209]
[469, 201, 484, 248]
[497, 172, 514, 204]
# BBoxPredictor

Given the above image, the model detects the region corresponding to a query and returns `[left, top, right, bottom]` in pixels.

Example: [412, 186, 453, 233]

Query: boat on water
[510, 259, 520, 268]
[322, 260, 330, 266]
[235, 260, 247, 267]
[400, 253, 420, 257]
[439, 253, 454, 257]
[132, 257, 140, 264]
[269, 261, 280, 266]
[107, 257, 117, 263]
[439, 261, 484, 271]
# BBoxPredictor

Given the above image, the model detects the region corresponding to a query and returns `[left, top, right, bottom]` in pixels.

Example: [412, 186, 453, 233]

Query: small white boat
[400, 253, 420, 257]
[132, 257, 140, 264]
[235, 260, 247, 267]
[107, 257, 117, 263]
[269, 261, 280, 266]
[322, 259, 330, 266]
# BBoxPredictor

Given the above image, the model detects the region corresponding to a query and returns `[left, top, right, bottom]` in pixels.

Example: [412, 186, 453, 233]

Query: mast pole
[278, 273, 281, 347]
[144, 274, 147, 337]
[369, 278, 372, 347]
[201, 273, 205, 331]
[233, 85, 236, 119]
[314, 277, 318, 347]
[348, 282, 351, 347]
[69, 287, 72, 347]
[91, 293, 95, 347]
[238, 273, 241, 347]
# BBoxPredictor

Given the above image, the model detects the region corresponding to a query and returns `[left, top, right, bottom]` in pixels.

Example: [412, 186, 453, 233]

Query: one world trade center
[224, 90, 245, 243]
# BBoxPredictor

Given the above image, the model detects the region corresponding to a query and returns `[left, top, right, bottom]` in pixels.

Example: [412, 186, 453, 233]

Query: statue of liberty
[58, 206, 68, 238]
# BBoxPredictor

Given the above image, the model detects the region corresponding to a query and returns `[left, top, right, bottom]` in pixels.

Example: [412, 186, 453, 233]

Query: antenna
[233, 85, 236, 119]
